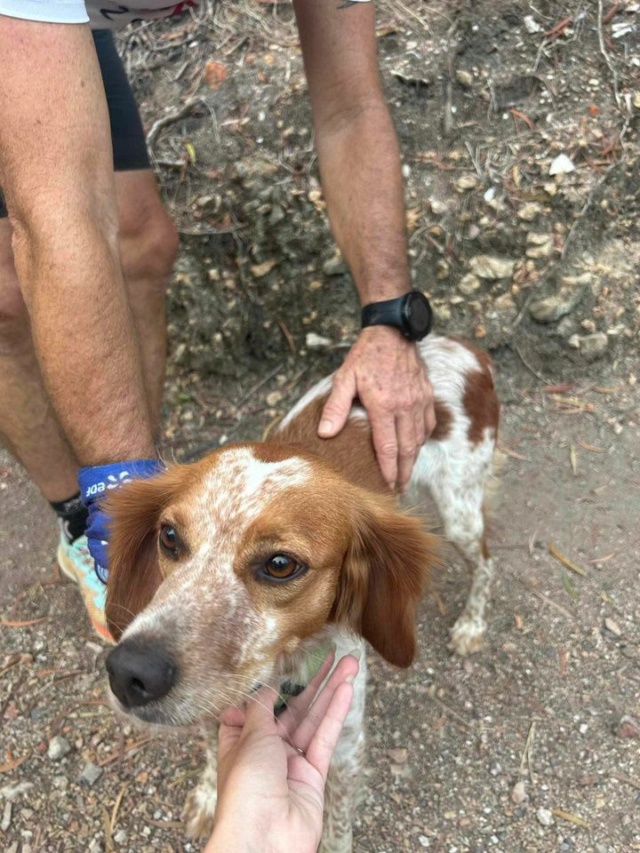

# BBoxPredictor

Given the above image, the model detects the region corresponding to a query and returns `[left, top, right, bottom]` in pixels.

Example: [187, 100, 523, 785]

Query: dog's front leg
[183, 731, 218, 839]
[320, 730, 365, 853]
[320, 641, 367, 853]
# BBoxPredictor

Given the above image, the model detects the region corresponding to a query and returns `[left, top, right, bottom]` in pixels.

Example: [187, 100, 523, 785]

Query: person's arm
[0, 17, 154, 465]
[293, 0, 435, 491]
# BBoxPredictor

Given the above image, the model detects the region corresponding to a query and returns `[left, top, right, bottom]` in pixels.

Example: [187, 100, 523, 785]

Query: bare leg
[0, 170, 177, 501]
[115, 170, 178, 433]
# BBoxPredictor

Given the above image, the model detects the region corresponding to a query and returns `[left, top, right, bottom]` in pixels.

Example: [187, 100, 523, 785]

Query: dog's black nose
[106, 640, 177, 708]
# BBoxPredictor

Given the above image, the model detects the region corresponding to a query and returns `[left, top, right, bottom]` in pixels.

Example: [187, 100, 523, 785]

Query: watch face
[406, 292, 432, 337]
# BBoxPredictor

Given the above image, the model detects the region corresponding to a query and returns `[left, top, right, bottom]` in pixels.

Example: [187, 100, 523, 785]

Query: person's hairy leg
[114, 170, 178, 435]
[0, 18, 154, 465]
[0, 168, 177, 501]
[0, 219, 80, 502]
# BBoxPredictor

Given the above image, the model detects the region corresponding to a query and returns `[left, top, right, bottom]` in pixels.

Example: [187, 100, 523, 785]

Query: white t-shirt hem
[0, 1, 89, 24]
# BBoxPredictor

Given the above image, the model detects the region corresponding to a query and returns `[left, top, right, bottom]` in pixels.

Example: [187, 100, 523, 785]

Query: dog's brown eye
[159, 524, 178, 555]
[262, 554, 304, 582]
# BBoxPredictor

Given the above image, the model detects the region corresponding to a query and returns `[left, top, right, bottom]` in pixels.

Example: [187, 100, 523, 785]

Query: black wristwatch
[361, 290, 433, 342]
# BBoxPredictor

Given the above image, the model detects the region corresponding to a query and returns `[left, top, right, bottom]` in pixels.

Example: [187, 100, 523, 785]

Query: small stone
[543, 181, 558, 196]
[579, 332, 608, 361]
[388, 748, 408, 764]
[305, 332, 332, 349]
[604, 617, 622, 637]
[429, 198, 447, 215]
[469, 255, 515, 280]
[458, 273, 481, 295]
[511, 781, 528, 804]
[549, 154, 575, 176]
[0, 782, 34, 802]
[456, 69, 474, 88]
[456, 174, 479, 192]
[614, 715, 640, 738]
[79, 762, 103, 787]
[523, 15, 542, 33]
[418, 836, 430, 848]
[1, 801, 12, 832]
[322, 255, 348, 277]
[265, 390, 283, 407]
[493, 293, 516, 314]
[529, 276, 587, 323]
[436, 259, 450, 279]
[527, 232, 552, 246]
[526, 238, 554, 259]
[568, 334, 581, 349]
[518, 202, 543, 221]
[536, 807, 554, 827]
[47, 736, 71, 762]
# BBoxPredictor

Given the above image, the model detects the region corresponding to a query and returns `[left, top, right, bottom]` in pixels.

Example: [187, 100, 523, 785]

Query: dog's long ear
[104, 467, 186, 641]
[333, 493, 438, 667]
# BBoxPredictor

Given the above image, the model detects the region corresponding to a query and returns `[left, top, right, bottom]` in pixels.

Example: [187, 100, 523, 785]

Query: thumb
[318, 373, 357, 438]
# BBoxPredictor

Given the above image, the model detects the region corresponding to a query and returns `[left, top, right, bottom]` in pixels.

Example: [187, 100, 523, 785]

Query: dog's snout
[106, 640, 177, 708]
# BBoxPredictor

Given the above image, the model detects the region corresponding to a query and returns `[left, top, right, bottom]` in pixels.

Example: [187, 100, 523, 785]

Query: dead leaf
[204, 60, 228, 90]
[577, 440, 606, 453]
[251, 259, 277, 278]
[547, 542, 587, 577]
[551, 808, 590, 829]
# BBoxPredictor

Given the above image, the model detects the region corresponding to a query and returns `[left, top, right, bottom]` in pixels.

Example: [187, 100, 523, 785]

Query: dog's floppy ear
[104, 467, 186, 641]
[333, 493, 438, 667]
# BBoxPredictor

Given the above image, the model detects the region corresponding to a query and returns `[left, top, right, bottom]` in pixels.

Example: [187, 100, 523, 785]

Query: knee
[119, 201, 179, 289]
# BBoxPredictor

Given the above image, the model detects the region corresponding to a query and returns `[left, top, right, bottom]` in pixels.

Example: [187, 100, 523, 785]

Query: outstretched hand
[318, 326, 435, 491]
[206, 651, 359, 853]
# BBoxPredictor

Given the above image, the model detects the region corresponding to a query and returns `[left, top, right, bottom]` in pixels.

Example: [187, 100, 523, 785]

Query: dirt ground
[1, 1, 639, 851]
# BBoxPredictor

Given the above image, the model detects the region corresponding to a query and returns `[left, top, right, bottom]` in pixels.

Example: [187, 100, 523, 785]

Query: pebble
[456, 69, 474, 88]
[305, 332, 332, 349]
[458, 273, 481, 295]
[0, 783, 34, 802]
[322, 255, 348, 277]
[1, 801, 11, 832]
[536, 807, 554, 827]
[518, 202, 543, 221]
[530, 295, 577, 323]
[468, 254, 515, 280]
[614, 715, 640, 738]
[579, 332, 608, 361]
[511, 781, 528, 804]
[79, 762, 103, 786]
[549, 153, 575, 175]
[47, 736, 72, 761]
[604, 617, 621, 637]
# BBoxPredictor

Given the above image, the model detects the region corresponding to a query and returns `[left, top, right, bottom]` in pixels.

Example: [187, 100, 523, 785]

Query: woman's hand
[206, 651, 359, 853]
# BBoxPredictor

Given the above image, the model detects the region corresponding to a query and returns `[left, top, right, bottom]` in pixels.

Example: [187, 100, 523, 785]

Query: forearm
[11, 213, 154, 464]
[315, 101, 410, 305]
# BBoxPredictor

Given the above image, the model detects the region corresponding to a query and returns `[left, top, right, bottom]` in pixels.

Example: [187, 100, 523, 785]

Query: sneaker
[57, 533, 114, 644]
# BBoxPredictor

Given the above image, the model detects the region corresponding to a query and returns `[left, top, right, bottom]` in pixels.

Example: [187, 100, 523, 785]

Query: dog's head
[104, 443, 437, 725]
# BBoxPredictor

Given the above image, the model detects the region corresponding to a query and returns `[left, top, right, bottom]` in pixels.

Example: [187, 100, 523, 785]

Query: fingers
[284, 654, 359, 749]
[276, 648, 336, 733]
[304, 682, 355, 782]
[368, 410, 399, 490]
[318, 371, 357, 439]
[395, 411, 419, 492]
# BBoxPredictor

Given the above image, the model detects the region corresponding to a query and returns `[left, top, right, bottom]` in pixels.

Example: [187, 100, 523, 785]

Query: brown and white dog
[103, 335, 499, 851]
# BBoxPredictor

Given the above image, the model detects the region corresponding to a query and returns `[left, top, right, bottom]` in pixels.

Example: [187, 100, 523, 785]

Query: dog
[103, 334, 499, 851]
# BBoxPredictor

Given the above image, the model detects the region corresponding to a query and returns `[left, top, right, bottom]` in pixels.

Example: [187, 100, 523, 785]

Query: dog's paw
[183, 781, 218, 840]
[448, 615, 487, 656]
